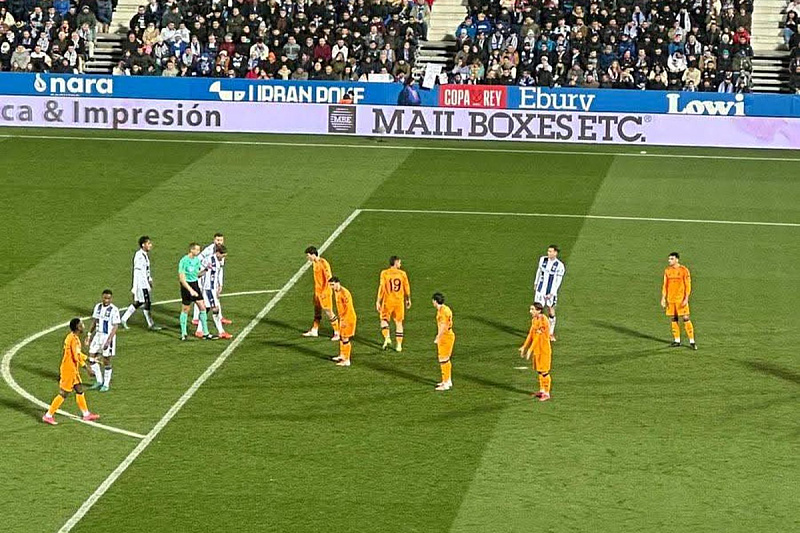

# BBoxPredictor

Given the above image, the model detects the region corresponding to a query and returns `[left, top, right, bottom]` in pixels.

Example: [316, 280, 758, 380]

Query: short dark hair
[216, 244, 227, 254]
[214, 232, 224, 238]
[329, 276, 340, 283]
[548, 244, 560, 253]
[432, 292, 445, 304]
[69, 318, 82, 332]
[389, 255, 400, 266]
[102, 289, 113, 296]
[305, 246, 319, 256]
[189, 242, 200, 250]
[669, 252, 680, 259]
[138, 235, 150, 248]
[533, 302, 544, 311]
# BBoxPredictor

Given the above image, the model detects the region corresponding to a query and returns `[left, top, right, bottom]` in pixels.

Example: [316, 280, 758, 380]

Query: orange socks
[381, 327, 390, 340]
[543, 374, 552, 393]
[340, 340, 352, 361]
[76, 393, 89, 415]
[332, 320, 340, 335]
[684, 320, 695, 342]
[441, 361, 452, 384]
[671, 321, 681, 341]
[47, 395, 64, 417]
[396, 332, 403, 348]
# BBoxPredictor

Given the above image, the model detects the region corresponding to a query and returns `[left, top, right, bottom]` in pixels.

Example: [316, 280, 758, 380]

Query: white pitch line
[57, 210, 362, 533]
[0, 289, 279, 440]
[360, 208, 800, 228]
[1, 133, 799, 163]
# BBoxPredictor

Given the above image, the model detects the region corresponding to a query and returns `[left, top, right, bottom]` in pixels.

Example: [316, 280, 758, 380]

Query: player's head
[668, 252, 680, 266]
[215, 244, 228, 259]
[213, 232, 224, 246]
[138, 235, 152, 251]
[102, 289, 113, 305]
[532, 302, 544, 316]
[188, 242, 201, 256]
[305, 246, 319, 261]
[389, 255, 401, 267]
[328, 276, 341, 291]
[547, 245, 560, 259]
[432, 292, 445, 307]
[69, 318, 83, 333]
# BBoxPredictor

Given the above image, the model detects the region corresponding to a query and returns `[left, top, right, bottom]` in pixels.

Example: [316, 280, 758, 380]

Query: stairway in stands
[751, 0, 791, 92]
[84, 0, 140, 73]
[416, 0, 463, 74]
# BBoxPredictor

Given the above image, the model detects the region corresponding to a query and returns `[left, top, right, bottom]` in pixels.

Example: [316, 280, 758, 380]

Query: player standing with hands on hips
[533, 245, 565, 341]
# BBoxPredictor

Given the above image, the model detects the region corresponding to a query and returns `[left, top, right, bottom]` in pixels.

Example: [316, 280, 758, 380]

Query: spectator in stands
[789, 64, 800, 93]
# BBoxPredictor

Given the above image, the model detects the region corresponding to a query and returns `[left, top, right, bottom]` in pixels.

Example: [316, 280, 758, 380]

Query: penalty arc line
[0, 289, 279, 441]
[56, 209, 362, 533]
[359, 208, 800, 228]
[1, 133, 800, 163]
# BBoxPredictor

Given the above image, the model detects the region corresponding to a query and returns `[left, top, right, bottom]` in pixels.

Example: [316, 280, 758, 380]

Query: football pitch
[1, 128, 798, 533]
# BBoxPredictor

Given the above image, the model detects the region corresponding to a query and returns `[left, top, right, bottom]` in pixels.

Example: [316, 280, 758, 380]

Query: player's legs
[121, 300, 141, 328]
[380, 313, 391, 347]
[88, 354, 103, 389]
[305, 294, 323, 336]
[100, 354, 113, 392]
[682, 313, 696, 348]
[194, 299, 210, 337]
[534, 350, 552, 400]
[393, 305, 405, 351]
[436, 337, 453, 390]
[179, 299, 191, 339]
[141, 289, 156, 328]
[73, 384, 99, 420]
[43, 388, 69, 423]
[192, 301, 201, 324]
[218, 299, 232, 324]
[336, 321, 355, 366]
[547, 305, 557, 340]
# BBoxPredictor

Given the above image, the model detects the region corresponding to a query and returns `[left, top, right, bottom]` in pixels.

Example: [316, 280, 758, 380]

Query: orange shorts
[339, 318, 356, 339]
[437, 333, 455, 362]
[533, 349, 552, 374]
[380, 301, 405, 322]
[59, 371, 81, 392]
[314, 289, 333, 310]
[665, 302, 690, 317]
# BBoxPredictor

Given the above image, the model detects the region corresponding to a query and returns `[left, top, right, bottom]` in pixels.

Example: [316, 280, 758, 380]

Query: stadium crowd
[786, 0, 800, 92]
[450, 0, 756, 92]
[0, 0, 432, 79]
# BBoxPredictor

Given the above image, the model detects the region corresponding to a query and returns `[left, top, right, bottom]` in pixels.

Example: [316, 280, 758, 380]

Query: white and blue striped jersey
[534, 256, 565, 297]
[200, 243, 225, 287]
[92, 303, 121, 335]
[131, 249, 151, 291]
[201, 254, 224, 292]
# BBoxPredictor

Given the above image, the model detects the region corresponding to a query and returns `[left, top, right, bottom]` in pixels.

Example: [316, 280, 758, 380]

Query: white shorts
[202, 288, 219, 309]
[534, 292, 558, 308]
[132, 285, 151, 304]
[89, 333, 117, 357]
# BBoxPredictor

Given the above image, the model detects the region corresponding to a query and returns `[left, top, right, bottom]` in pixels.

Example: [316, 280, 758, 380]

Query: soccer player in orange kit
[42, 318, 100, 425]
[376, 255, 411, 352]
[520, 303, 553, 402]
[432, 292, 455, 391]
[661, 252, 697, 350]
[329, 277, 357, 366]
[303, 246, 340, 341]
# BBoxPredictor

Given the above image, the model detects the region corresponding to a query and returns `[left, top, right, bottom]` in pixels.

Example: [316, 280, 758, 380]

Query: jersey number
[390, 279, 402, 292]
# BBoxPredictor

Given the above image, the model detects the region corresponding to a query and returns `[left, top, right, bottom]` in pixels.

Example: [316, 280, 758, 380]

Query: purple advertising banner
[1, 95, 799, 150]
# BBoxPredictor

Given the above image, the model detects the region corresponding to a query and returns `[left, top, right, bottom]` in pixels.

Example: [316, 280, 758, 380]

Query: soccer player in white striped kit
[195, 244, 232, 339]
[533, 245, 566, 341]
[87, 289, 121, 392]
[120, 236, 162, 330]
[192, 233, 231, 327]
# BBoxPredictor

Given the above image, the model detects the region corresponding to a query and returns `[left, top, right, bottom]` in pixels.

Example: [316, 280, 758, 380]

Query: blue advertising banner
[1, 73, 799, 118]
[0, 73, 440, 107]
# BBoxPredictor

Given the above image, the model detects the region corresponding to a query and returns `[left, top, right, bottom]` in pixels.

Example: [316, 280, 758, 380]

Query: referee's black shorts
[180, 281, 203, 306]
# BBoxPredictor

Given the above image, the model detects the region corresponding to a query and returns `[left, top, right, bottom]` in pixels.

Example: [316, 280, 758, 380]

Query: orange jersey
[436, 304, 454, 336]
[662, 265, 691, 303]
[60, 332, 86, 377]
[312, 258, 333, 294]
[377, 267, 411, 305]
[522, 315, 551, 355]
[334, 286, 357, 323]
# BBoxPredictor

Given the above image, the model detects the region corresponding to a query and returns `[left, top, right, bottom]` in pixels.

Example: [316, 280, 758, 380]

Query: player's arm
[519, 325, 534, 358]
[323, 261, 333, 285]
[533, 258, 543, 289]
[434, 320, 447, 344]
[682, 268, 692, 306]
[376, 273, 386, 312]
[403, 273, 411, 308]
[660, 273, 668, 307]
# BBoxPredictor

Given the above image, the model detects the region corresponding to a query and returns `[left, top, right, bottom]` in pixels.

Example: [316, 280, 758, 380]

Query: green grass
[0, 129, 798, 533]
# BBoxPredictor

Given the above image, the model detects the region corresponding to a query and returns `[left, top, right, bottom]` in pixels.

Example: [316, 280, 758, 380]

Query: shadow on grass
[263, 340, 331, 361]
[589, 319, 666, 344]
[14, 362, 59, 381]
[0, 396, 42, 420]
[359, 359, 438, 386]
[742, 360, 800, 386]
[463, 314, 527, 337]
[459, 372, 531, 396]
